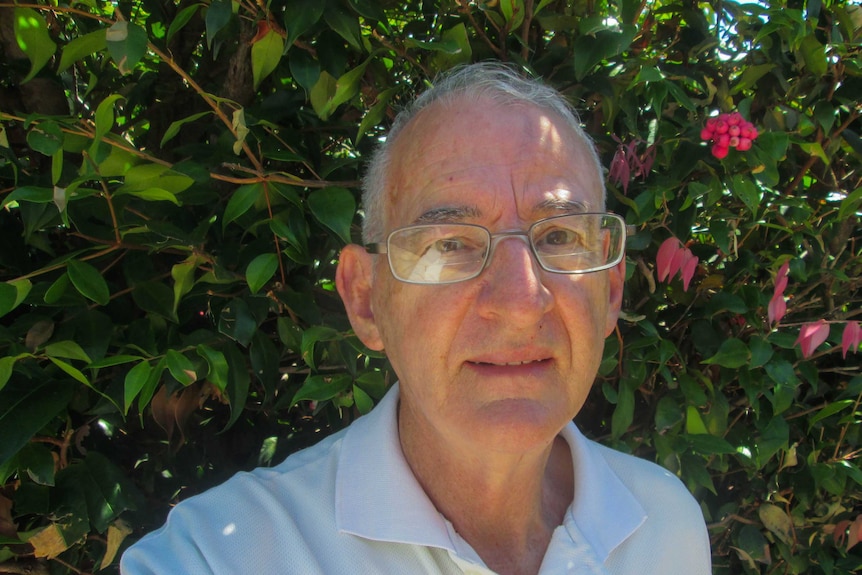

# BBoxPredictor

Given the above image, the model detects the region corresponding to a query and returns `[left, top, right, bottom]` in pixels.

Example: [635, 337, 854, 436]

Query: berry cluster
[700, 112, 758, 159]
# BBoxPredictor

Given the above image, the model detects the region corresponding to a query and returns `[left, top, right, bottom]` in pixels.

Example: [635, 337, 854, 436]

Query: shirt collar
[336, 384, 646, 563]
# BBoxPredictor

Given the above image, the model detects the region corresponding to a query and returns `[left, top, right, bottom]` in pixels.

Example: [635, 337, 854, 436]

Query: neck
[398, 405, 574, 575]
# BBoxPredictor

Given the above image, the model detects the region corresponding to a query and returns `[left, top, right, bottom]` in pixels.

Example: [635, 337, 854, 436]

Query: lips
[470, 359, 550, 366]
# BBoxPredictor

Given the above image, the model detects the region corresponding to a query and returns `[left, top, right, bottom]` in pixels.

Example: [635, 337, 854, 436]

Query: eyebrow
[414, 206, 482, 224]
[533, 198, 589, 215]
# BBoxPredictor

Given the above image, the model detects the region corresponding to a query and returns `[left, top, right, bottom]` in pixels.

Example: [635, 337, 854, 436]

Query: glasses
[366, 213, 628, 285]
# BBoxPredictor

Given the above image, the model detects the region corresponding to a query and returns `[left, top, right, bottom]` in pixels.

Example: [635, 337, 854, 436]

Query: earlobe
[604, 258, 626, 337]
[336, 244, 385, 351]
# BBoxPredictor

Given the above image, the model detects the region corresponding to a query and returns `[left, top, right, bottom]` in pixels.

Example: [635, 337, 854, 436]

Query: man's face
[343, 97, 624, 455]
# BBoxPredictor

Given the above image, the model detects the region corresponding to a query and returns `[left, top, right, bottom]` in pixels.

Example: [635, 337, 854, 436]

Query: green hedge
[0, 0, 860, 573]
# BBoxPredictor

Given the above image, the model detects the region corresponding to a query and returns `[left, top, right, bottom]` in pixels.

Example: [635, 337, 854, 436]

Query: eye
[435, 238, 467, 253]
[542, 228, 578, 246]
[536, 226, 584, 249]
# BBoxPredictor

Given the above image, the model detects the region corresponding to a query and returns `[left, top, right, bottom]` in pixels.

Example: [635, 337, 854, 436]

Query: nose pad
[477, 233, 553, 320]
[485, 233, 537, 271]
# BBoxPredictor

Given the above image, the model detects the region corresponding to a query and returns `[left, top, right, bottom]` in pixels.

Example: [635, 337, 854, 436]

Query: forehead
[384, 97, 603, 227]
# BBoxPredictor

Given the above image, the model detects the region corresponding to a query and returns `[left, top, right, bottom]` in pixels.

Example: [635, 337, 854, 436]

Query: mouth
[467, 358, 552, 367]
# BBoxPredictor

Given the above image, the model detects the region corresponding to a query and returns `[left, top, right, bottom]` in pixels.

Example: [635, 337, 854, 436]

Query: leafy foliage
[0, 0, 860, 573]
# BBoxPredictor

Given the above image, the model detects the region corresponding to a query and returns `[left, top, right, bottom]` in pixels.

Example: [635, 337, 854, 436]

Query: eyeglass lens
[385, 214, 624, 284]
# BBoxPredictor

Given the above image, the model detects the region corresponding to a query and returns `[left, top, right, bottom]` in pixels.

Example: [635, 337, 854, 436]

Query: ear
[336, 244, 385, 351]
[604, 258, 626, 337]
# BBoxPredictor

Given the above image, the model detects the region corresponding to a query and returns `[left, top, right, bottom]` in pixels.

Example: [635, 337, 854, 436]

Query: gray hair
[361, 62, 605, 244]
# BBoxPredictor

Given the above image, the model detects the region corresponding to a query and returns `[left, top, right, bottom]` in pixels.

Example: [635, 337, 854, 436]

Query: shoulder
[586, 440, 712, 574]
[120, 428, 349, 575]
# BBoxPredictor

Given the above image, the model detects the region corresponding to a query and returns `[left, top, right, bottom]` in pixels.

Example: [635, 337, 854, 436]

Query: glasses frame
[366, 212, 632, 285]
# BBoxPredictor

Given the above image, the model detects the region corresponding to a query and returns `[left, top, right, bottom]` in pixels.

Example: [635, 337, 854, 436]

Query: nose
[475, 235, 555, 323]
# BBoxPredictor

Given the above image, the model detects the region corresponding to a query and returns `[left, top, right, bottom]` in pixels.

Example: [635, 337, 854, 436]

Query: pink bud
[842, 322, 862, 358]
[774, 262, 790, 295]
[656, 237, 681, 283]
[680, 250, 699, 292]
[768, 293, 786, 326]
[700, 128, 714, 141]
[712, 144, 729, 159]
[795, 320, 830, 358]
[736, 138, 752, 151]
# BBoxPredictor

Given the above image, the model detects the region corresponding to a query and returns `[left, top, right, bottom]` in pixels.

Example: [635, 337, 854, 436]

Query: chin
[466, 398, 570, 451]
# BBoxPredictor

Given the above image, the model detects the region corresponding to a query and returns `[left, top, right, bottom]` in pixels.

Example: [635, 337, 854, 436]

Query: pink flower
[700, 112, 759, 158]
[656, 237, 698, 291]
[842, 322, 862, 358]
[795, 320, 829, 358]
[769, 262, 790, 326]
[768, 295, 786, 327]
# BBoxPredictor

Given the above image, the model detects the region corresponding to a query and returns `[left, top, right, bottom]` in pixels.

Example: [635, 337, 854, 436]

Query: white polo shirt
[121, 385, 711, 574]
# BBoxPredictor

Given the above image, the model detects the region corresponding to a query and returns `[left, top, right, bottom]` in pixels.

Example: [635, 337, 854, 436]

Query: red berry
[729, 136, 740, 147]
[727, 112, 742, 126]
[737, 137, 752, 151]
[740, 125, 752, 139]
[712, 144, 729, 159]
[706, 117, 718, 130]
[718, 133, 731, 147]
[729, 125, 741, 137]
[700, 128, 714, 141]
[749, 127, 759, 140]
[715, 120, 729, 134]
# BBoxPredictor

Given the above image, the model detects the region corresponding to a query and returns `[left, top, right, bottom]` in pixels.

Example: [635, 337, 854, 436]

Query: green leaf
[106, 21, 148, 74]
[44, 341, 92, 364]
[685, 405, 709, 435]
[731, 63, 775, 94]
[500, 0, 526, 28]
[206, 0, 233, 48]
[300, 326, 339, 371]
[0, 279, 32, 318]
[218, 298, 258, 347]
[356, 87, 397, 144]
[572, 25, 637, 81]
[14, 8, 57, 83]
[798, 34, 827, 76]
[838, 187, 862, 220]
[758, 503, 793, 546]
[223, 183, 262, 228]
[90, 94, 125, 158]
[324, 7, 362, 50]
[246, 253, 279, 294]
[58, 29, 106, 72]
[252, 28, 284, 90]
[160, 111, 213, 148]
[27, 122, 64, 156]
[171, 257, 197, 314]
[291, 374, 352, 404]
[67, 452, 142, 533]
[124, 361, 152, 413]
[165, 349, 196, 386]
[353, 384, 374, 414]
[0, 381, 76, 465]
[88, 355, 142, 370]
[224, 344, 250, 431]
[702, 338, 750, 368]
[67, 259, 110, 306]
[808, 399, 854, 426]
[311, 61, 370, 120]
[307, 187, 356, 244]
[197, 345, 229, 392]
[16, 443, 56, 486]
[167, 4, 201, 44]
[0, 354, 31, 393]
[47, 357, 91, 387]
[284, 0, 326, 47]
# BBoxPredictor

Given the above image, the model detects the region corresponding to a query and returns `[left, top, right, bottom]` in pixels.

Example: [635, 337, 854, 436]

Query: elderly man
[121, 63, 711, 575]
